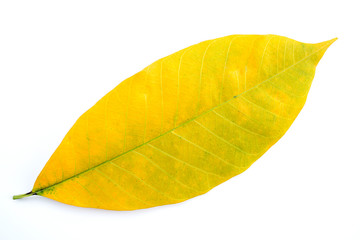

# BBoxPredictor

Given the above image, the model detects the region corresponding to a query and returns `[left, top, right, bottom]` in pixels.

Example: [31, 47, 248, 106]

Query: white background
[1, 0, 359, 239]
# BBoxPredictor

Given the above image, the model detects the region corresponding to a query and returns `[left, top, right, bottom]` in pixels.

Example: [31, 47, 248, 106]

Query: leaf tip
[327, 37, 338, 45]
[320, 37, 338, 47]
[311, 37, 337, 65]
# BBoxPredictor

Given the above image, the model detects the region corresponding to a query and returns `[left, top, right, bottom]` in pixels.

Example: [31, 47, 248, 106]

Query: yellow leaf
[13, 35, 336, 210]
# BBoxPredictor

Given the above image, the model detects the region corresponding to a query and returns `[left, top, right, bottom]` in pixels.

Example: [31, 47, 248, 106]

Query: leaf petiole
[13, 191, 36, 200]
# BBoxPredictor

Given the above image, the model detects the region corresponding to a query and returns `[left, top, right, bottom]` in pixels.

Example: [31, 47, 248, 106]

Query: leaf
[13, 35, 336, 210]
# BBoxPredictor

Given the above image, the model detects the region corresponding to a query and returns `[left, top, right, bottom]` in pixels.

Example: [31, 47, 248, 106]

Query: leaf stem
[13, 191, 36, 200]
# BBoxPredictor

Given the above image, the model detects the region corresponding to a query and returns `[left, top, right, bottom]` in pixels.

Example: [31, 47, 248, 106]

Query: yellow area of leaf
[20, 35, 336, 210]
